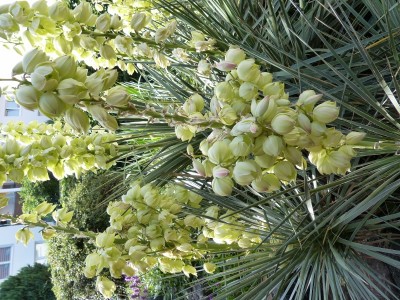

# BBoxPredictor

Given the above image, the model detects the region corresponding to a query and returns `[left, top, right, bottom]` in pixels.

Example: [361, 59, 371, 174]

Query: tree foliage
[0, 263, 55, 300]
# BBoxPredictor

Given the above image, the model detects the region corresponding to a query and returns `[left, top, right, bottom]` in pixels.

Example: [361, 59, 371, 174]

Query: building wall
[0, 95, 48, 124]
[0, 225, 46, 282]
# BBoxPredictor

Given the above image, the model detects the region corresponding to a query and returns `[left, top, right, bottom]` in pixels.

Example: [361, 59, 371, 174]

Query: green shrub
[20, 173, 59, 214]
[0, 263, 55, 300]
[48, 171, 127, 300]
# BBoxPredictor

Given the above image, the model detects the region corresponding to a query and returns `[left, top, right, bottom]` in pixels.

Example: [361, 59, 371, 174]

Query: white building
[0, 94, 48, 124]
[0, 225, 47, 282]
[0, 94, 49, 282]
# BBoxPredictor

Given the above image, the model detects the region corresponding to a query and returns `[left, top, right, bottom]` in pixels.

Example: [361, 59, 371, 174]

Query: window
[5, 100, 20, 117]
[35, 242, 47, 265]
[0, 246, 11, 280]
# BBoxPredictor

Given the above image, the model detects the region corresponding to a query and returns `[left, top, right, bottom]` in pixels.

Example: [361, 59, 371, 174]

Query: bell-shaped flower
[110, 15, 122, 30]
[237, 59, 260, 83]
[212, 165, 230, 178]
[239, 82, 258, 101]
[0, 13, 19, 33]
[251, 173, 281, 193]
[214, 82, 235, 102]
[96, 276, 116, 299]
[229, 135, 253, 157]
[48, 1, 70, 21]
[212, 177, 234, 196]
[57, 78, 87, 104]
[52, 207, 74, 226]
[15, 228, 34, 246]
[114, 36, 133, 55]
[313, 101, 339, 123]
[230, 117, 261, 137]
[233, 160, 260, 186]
[73, 1, 96, 25]
[35, 202, 56, 216]
[38, 92, 66, 118]
[273, 161, 297, 182]
[96, 13, 111, 32]
[262, 135, 284, 157]
[183, 265, 197, 277]
[41, 228, 57, 240]
[100, 44, 117, 61]
[225, 47, 246, 64]
[87, 105, 118, 131]
[54, 56, 77, 80]
[106, 86, 130, 107]
[207, 140, 234, 165]
[271, 114, 295, 135]
[79, 35, 99, 50]
[197, 59, 211, 76]
[15, 85, 40, 110]
[22, 48, 49, 73]
[30, 64, 59, 92]
[154, 51, 170, 69]
[65, 107, 90, 134]
[256, 72, 273, 90]
[218, 105, 238, 125]
[130, 12, 151, 31]
[254, 154, 276, 169]
[203, 262, 217, 274]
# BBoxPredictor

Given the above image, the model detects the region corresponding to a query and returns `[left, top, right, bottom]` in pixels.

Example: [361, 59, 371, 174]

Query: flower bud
[106, 86, 130, 107]
[39, 92, 66, 117]
[297, 113, 311, 132]
[237, 59, 260, 83]
[212, 165, 230, 178]
[87, 105, 118, 131]
[230, 117, 261, 136]
[251, 173, 281, 193]
[262, 135, 284, 157]
[312, 101, 339, 123]
[215, 82, 235, 102]
[130, 12, 151, 31]
[10, 62, 24, 79]
[15, 85, 40, 110]
[203, 262, 217, 274]
[345, 132, 366, 145]
[215, 61, 236, 72]
[65, 107, 90, 134]
[233, 160, 260, 186]
[96, 13, 111, 32]
[212, 177, 234, 196]
[239, 82, 258, 101]
[273, 161, 297, 182]
[57, 78, 88, 104]
[22, 48, 49, 74]
[225, 47, 246, 64]
[15, 228, 34, 246]
[271, 114, 295, 135]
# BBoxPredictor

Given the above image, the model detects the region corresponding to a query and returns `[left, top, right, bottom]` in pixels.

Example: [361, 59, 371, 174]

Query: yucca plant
[109, 0, 400, 298]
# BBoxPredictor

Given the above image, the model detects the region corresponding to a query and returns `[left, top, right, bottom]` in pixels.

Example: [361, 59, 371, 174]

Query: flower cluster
[84, 182, 254, 298]
[176, 47, 366, 195]
[0, 121, 117, 186]
[13, 49, 130, 131]
[0, 1, 180, 70]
